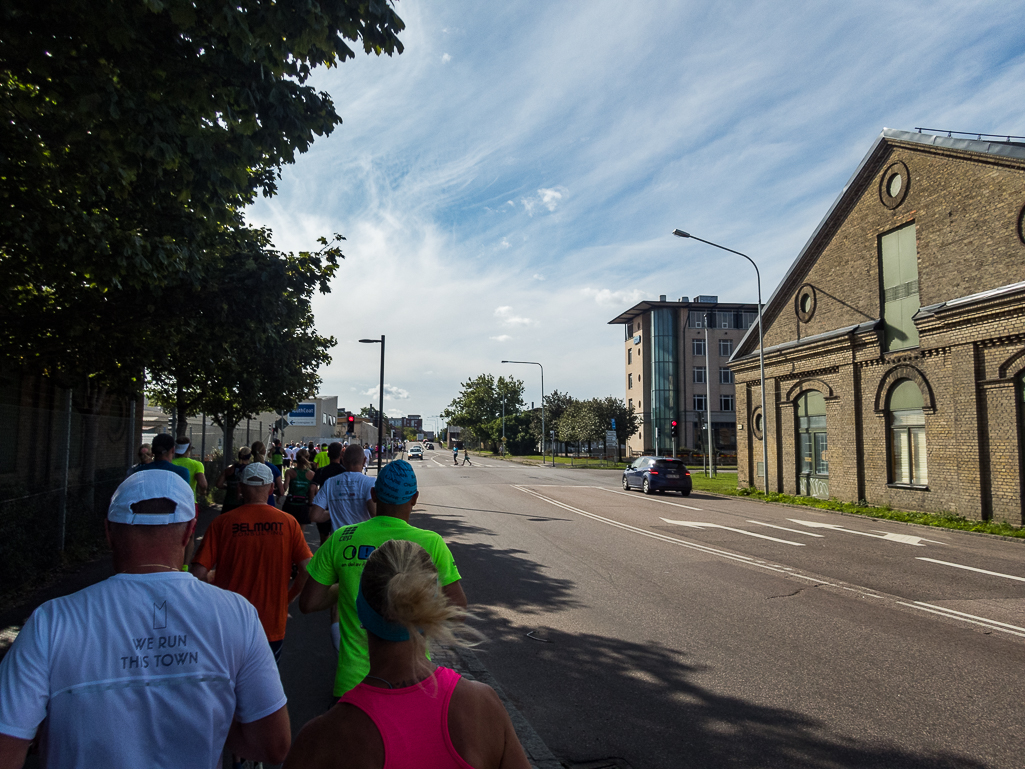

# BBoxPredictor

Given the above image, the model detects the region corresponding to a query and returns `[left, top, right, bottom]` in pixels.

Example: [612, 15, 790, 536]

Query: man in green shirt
[172, 437, 208, 508]
[300, 459, 467, 696]
[313, 443, 330, 469]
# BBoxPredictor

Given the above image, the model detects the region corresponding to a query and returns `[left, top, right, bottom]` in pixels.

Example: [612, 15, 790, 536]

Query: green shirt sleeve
[307, 536, 339, 586]
[428, 536, 461, 586]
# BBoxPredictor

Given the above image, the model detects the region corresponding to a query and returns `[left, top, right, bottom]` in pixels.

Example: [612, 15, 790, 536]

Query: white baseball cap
[240, 462, 274, 485]
[108, 471, 196, 525]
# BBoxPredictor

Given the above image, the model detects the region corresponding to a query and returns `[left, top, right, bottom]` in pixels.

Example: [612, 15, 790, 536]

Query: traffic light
[346, 414, 355, 433]
[670, 420, 678, 438]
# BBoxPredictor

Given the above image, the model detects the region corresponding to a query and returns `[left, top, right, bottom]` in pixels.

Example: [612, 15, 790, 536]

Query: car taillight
[649, 470, 658, 475]
[685, 471, 690, 476]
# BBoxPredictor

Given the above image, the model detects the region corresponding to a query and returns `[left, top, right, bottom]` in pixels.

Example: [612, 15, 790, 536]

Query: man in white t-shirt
[0, 471, 291, 768]
[362, 443, 372, 474]
[310, 444, 376, 531]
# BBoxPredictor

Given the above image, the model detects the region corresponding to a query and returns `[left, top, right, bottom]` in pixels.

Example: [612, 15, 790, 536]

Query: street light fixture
[672, 229, 769, 493]
[501, 360, 547, 466]
[359, 335, 386, 474]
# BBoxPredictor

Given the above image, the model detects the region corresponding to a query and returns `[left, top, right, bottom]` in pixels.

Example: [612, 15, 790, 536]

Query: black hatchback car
[622, 456, 692, 496]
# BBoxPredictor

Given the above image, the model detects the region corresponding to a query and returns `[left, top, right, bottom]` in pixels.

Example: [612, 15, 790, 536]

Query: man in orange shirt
[192, 462, 312, 663]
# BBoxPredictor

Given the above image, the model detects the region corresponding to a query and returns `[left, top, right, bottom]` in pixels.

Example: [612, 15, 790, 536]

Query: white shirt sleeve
[0, 608, 52, 740]
[312, 481, 329, 510]
[233, 605, 287, 724]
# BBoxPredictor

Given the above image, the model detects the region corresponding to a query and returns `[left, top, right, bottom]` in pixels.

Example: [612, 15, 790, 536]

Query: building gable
[734, 129, 1025, 362]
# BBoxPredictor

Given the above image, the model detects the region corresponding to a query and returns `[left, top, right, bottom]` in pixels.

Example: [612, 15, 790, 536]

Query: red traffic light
[671, 420, 677, 427]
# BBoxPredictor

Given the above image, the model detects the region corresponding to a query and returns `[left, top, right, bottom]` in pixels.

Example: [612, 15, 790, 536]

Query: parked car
[407, 444, 424, 460]
[622, 456, 691, 495]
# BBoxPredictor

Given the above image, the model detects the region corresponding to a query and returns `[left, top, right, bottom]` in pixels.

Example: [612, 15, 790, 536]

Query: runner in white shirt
[310, 445, 376, 531]
[0, 472, 291, 769]
[362, 443, 372, 474]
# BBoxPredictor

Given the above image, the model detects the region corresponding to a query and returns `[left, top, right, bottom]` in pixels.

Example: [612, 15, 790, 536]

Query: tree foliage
[0, 0, 403, 391]
[146, 230, 342, 449]
[442, 374, 525, 451]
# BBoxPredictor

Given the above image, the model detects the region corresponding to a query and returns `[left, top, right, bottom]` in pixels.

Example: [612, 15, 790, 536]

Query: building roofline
[608, 299, 758, 325]
[731, 319, 880, 362]
[734, 129, 1025, 357]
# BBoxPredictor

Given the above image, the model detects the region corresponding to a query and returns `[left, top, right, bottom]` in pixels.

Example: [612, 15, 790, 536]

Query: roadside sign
[287, 402, 317, 426]
[605, 430, 618, 446]
[611, 418, 616, 429]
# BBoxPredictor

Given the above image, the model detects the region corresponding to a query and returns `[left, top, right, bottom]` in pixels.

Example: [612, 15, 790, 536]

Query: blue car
[622, 457, 692, 496]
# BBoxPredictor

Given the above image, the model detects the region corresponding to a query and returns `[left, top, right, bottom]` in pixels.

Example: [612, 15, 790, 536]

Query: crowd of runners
[0, 436, 526, 769]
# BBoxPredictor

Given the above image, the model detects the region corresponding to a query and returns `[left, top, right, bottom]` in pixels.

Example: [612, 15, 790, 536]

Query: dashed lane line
[513, 485, 1025, 642]
[748, 520, 825, 537]
[595, 486, 703, 511]
[513, 485, 823, 579]
[915, 558, 1025, 583]
[661, 519, 805, 546]
[897, 602, 1025, 639]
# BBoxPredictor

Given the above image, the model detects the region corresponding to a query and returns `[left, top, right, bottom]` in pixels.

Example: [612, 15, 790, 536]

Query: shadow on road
[412, 508, 581, 615]
[471, 610, 989, 769]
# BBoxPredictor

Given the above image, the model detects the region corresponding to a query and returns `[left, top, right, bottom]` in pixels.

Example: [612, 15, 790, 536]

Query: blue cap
[375, 460, 418, 505]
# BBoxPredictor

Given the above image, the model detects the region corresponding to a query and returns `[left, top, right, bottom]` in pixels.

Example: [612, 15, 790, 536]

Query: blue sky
[247, 0, 1025, 424]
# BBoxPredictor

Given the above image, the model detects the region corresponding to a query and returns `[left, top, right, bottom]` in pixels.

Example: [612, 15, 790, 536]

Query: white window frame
[719, 367, 733, 384]
[693, 367, 706, 384]
[719, 395, 735, 411]
[719, 339, 732, 357]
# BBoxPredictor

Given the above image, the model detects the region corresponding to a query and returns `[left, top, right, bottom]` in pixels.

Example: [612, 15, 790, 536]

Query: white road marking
[513, 486, 827, 580]
[788, 519, 942, 547]
[661, 519, 805, 546]
[748, 521, 825, 537]
[897, 602, 1025, 639]
[915, 558, 1025, 583]
[514, 486, 1025, 642]
[597, 486, 703, 511]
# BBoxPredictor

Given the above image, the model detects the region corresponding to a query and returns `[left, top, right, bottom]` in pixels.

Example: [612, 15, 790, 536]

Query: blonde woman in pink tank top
[284, 540, 530, 769]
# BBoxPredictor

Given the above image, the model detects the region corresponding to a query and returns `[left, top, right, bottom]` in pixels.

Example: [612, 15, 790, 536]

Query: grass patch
[689, 476, 1025, 539]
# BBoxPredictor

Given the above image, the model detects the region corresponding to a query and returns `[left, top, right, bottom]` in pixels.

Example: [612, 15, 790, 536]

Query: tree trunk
[175, 377, 189, 438]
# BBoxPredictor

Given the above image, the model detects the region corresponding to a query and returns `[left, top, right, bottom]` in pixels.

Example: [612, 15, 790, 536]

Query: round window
[879, 161, 910, 209]
[887, 173, 902, 197]
[751, 407, 764, 440]
[795, 283, 816, 322]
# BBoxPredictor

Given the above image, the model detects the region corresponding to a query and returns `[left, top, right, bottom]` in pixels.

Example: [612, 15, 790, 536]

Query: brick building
[610, 295, 758, 456]
[731, 128, 1025, 524]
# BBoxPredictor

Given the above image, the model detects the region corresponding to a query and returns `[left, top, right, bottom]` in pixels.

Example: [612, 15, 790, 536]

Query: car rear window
[653, 459, 683, 468]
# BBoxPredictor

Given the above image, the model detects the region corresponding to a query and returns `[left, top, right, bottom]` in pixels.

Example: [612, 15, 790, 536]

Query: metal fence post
[58, 388, 72, 553]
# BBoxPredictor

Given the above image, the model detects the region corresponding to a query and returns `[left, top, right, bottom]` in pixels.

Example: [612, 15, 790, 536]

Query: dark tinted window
[653, 459, 683, 468]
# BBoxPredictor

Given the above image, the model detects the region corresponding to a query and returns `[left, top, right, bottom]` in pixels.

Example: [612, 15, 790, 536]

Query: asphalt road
[404, 447, 1025, 769]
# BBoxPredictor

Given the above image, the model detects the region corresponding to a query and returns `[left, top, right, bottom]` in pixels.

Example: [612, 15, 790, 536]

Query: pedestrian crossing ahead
[408, 458, 501, 469]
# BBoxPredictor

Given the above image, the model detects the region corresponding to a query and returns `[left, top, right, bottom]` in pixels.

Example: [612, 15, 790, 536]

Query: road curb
[437, 643, 562, 769]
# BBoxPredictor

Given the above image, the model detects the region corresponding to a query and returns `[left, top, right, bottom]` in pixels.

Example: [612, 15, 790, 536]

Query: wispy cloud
[521, 186, 567, 216]
[246, 0, 1025, 421]
[363, 384, 410, 401]
[494, 306, 535, 326]
[581, 287, 646, 307]
[490, 334, 512, 342]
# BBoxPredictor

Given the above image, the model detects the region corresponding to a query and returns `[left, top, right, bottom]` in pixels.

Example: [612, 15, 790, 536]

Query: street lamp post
[359, 335, 386, 474]
[501, 360, 546, 466]
[673, 229, 769, 493]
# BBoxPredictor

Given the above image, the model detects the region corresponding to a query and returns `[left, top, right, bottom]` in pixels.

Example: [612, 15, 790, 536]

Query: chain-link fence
[0, 399, 135, 595]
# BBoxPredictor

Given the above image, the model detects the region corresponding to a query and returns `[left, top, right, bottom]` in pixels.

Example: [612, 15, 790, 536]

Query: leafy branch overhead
[1, 0, 402, 408]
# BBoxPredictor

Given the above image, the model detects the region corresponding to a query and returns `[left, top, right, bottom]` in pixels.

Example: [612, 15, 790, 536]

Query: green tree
[529, 390, 575, 455]
[146, 229, 340, 461]
[1, 0, 402, 392]
[442, 374, 525, 452]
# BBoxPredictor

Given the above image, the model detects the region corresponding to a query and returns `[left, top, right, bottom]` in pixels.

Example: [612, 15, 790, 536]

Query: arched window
[797, 391, 828, 497]
[889, 379, 927, 485]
